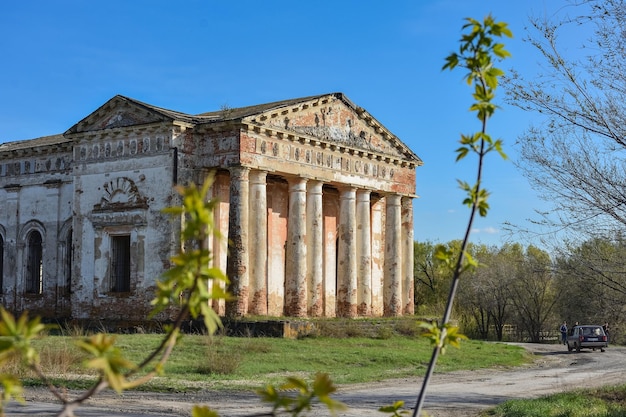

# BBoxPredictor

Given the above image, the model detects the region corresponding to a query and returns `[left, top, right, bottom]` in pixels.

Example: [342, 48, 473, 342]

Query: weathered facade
[0, 93, 421, 322]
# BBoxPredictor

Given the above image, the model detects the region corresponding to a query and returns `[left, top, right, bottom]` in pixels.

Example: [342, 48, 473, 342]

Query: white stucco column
[337, 186, 357, 318]
[249, 170, 268, 315]
[226, 166, 250, 317]
[285, 177, 307, 317]
[370, 196, 385, 317]
[356, 189, 372, 316]
[384, 193, 402, 316]
[402, 196, 415, 315]
[307, 180, 324, 317]
[209, 171, 230, 316]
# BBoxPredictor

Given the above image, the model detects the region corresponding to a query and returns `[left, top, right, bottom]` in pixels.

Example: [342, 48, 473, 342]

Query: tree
[457, 243, 516, 341]
[413, 15, 511, 417]
[506, 0, 626, 241]
[456, 244, 492, 339]
[414, 241, 456, 314]
[507, 246, 557, 343]
[554, 236, 626, 337]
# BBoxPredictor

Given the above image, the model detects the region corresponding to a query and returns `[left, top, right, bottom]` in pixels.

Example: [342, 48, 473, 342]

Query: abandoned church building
[0, 93, 422, 323]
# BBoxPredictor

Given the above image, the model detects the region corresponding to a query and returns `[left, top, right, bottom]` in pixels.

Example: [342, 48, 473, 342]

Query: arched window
[26, 231, 43, 294]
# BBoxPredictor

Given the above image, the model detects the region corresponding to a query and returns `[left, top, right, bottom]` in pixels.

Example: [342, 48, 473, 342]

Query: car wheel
[601, 348, 605, 352]
[576, 343, 581, 352]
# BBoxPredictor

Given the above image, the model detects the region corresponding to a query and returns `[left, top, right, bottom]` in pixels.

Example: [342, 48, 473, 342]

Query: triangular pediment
[240, 93, 421, 164]
[65, 95, 192, 135]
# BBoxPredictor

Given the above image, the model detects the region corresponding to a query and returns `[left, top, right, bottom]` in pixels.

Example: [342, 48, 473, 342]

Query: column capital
[249, 169, 268, 184]
[285, 175, 308, 191]
[385, 193, 402, 205]
[307, 180, 324, 194]
[356, 189, 371, 202]
[228, 165, 250, 180]
[337, 184, 357, 194]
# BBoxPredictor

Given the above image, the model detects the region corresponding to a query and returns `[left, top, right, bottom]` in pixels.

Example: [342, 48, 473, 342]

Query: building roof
[0, 134, 69, 153]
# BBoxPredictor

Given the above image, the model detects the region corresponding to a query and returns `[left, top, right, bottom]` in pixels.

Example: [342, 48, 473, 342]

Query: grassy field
[5, 330, 530, 392]
[9, 328, 626, 416]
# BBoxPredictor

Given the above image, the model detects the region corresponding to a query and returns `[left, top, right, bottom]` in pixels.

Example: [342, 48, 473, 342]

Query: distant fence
[496, 324, 559, 343]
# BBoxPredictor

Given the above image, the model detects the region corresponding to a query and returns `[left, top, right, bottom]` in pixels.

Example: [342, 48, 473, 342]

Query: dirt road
[11, 343, 626, 416]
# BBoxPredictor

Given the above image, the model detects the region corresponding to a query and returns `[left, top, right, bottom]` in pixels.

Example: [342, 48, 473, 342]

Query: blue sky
[0, 1, 568, 247]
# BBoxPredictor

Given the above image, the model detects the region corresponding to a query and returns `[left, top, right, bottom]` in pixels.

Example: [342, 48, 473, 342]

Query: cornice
[0, 142, 72, 159]
[242, 122, 421, 169]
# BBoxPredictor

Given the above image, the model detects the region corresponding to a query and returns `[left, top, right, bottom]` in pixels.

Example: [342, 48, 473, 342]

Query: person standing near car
[560, 321, 568, 345]
[603, 322, 610, 344]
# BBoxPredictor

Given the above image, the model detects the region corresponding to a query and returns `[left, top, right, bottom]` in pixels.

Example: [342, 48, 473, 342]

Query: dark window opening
[111, 235, 131, 292]
[26, 231, 43, 294]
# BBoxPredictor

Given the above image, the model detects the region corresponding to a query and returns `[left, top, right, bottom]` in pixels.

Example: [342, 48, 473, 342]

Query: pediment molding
[66, 96, 176, 135]
[242, 94, 421, 165]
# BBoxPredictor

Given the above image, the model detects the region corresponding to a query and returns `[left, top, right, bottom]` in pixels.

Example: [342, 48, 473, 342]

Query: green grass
[9, 329, 626, 415]
[7, 333, 530, 392]
[483, 386, 626, 417]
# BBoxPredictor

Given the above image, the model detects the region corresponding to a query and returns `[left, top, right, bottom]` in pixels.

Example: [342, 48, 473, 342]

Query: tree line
[414, 237, 626, 344]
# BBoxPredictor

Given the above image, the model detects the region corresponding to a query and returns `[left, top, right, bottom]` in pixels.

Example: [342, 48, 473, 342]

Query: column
[249, 170, 268, 315]
[307, 180, 324, 317]
[210, 171, 230, 316]
[402, 197, 415, 315]
[337, 186, 357, 317]
[370, 196, 385, 316]
[285, 177, 307, 317]
[356, 189, 372, 316]
[384, 194, 402, 316]
[322, 195, 338, 317]
[225, 166, 250, 317]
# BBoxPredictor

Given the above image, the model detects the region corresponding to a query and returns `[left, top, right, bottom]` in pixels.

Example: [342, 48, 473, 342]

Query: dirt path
[12, 343, 626, 416]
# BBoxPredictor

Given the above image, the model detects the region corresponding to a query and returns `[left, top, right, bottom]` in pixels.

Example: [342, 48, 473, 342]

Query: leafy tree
[413, 15, 511, 417]
[507, 245, 556, 343]
[414, 241, 455, 314]
[457, 243, 515, 341]
[554, 235, 626, 341]
[453, 243, 488, 338]
[487, 244, 524, 341]
[506, 0, 626, 241]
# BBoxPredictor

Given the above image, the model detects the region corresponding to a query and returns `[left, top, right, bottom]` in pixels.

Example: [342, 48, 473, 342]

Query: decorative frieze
[0, 155, 71, 178]
[255, 136, 398, 181]
[74, 132, 166, 162]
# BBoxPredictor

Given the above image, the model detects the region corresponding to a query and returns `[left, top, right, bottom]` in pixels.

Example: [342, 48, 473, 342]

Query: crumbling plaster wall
[0, 148, 73, 318]
[70, 127, 180, 321]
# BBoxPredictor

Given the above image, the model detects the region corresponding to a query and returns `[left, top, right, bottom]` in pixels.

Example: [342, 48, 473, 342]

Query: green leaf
[191, 405, 220, 417]
[455, 146, 470, 162]
[379, 400, 410, 416]
[77, 334, 137, 393]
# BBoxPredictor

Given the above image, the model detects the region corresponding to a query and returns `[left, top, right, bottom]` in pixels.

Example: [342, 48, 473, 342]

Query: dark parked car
[567, 325, 608, 352]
